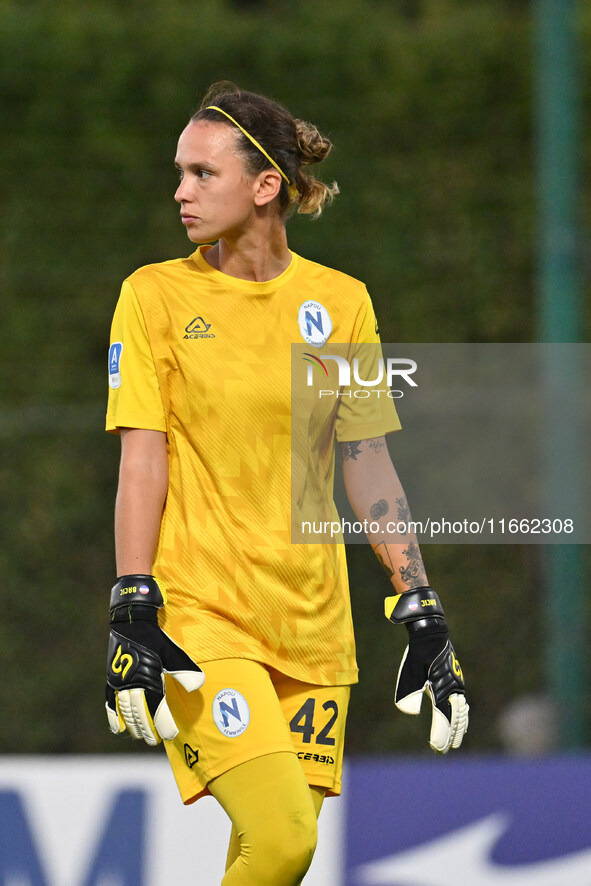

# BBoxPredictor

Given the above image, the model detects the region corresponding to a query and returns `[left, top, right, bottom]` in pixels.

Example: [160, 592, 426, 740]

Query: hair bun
[295, 119, 333, 165]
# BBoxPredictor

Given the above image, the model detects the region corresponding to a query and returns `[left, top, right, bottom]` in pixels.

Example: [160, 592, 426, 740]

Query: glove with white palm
[106, 575, 204, 746]
[385, 587, 469, 754]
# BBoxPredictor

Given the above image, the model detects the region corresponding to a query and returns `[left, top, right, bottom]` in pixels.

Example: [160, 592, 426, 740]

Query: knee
[250, 808, 318, 884]
[279, 811, 318, 881]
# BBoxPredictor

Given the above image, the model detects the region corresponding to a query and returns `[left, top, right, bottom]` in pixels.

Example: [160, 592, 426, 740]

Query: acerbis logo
[184, 743, 199, 769]
[184, 317, 215, 339]
[297, 752, 335, 765]
[212, 688, 250, 738]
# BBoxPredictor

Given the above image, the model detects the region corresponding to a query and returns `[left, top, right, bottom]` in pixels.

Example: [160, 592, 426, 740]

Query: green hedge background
[1, 0, 589, 756]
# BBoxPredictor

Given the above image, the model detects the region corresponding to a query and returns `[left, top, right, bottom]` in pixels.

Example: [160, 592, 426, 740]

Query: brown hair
[192, 81, 339, 218]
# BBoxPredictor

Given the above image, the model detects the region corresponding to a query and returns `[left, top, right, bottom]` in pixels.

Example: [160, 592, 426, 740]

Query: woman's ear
[253, 169, 283, 207]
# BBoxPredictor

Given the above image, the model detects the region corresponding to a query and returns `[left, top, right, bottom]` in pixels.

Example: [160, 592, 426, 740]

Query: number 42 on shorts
[289, 698, 338, 745]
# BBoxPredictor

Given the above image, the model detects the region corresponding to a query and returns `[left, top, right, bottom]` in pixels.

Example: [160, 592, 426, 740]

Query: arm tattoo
[374, 542, 394, 578]
[398, 542, 427, 587]
[396, 496, 410, 522]
[370, 498, 389, 520]
[341, 440, 362, 461]
[368, 438, 386, 454]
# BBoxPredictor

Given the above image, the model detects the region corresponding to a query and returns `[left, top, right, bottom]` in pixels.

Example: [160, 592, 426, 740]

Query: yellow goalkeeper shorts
[163, 658, 350, 805]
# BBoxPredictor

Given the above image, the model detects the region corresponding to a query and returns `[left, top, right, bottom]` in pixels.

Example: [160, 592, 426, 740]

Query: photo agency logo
[302, 352, 418, 399]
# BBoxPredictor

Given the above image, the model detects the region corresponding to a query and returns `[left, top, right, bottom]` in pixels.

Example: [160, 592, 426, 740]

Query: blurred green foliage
[0, 0, 589, 755]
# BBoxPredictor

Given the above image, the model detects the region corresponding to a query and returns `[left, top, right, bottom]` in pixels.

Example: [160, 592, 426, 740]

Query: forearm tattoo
[396, 496, 410, 522]
[374, 540, 426, 586]
[370, 499, 389, 520]
[342, 437, 427, 587]
[374, 542, 394, 578]
[399, 542, 427, 587]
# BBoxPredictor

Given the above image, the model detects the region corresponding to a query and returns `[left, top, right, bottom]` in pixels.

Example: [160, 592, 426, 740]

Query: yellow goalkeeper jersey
[106, 245, 400, 685]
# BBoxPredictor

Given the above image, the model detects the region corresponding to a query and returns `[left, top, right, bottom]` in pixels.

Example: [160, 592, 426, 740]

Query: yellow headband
[206, 105, 298, 200]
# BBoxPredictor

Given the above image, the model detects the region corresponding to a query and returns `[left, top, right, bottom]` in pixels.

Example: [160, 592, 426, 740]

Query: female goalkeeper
[105, 81, 468, 886]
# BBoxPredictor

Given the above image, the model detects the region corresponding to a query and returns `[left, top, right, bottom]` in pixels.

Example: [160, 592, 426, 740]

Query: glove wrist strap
[109, 575, 164, 613]
[405, 616, 448, 637]
[385, 587, 445, 624]
[110, 603, 159, 625]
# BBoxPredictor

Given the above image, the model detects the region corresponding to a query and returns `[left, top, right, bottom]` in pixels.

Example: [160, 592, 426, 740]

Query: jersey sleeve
[335, 290, 401, 443]
[105, 279, 167, 434]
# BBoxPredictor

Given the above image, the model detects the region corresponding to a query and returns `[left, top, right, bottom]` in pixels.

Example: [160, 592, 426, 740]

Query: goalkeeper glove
[106, 575, 204, 746]
[385, 587, 468, 754]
